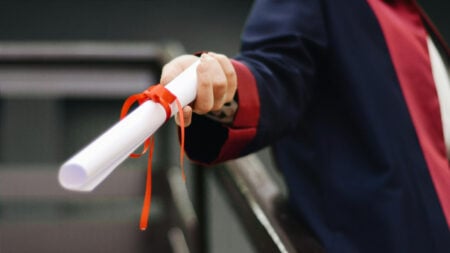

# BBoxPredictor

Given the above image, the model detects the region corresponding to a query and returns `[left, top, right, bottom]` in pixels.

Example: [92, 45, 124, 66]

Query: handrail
[0, 41, 185, 63]
[217, 154, 324, 253]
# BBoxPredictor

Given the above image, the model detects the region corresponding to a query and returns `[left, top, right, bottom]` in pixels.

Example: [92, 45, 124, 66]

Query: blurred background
[0, 1, 448, 253]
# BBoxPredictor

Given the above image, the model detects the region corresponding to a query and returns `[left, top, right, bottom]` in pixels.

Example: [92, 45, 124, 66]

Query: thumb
[175, 105, 193, 127]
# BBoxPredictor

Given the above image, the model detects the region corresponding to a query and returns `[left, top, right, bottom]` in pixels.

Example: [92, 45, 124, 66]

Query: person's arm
[162, 0, 328, 165]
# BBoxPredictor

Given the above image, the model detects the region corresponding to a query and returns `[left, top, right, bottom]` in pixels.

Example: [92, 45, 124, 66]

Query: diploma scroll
[58, 60, 200, 192]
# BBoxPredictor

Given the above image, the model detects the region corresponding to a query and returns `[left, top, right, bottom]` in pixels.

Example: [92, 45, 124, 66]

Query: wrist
[205, 98, 238, 125]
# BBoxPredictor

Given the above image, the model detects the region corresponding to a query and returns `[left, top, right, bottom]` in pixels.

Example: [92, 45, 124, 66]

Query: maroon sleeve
[214, 60, 260, 162]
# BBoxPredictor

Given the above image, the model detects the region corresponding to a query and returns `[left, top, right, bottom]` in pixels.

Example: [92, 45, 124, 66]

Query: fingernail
[201, 53, 211, 60]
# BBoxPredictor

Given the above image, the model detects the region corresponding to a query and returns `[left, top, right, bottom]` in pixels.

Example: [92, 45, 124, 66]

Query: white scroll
[58, 60, 200, 192]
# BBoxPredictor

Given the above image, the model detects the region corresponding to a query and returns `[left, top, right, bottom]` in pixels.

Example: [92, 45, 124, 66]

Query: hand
[160, 52, 237, 127]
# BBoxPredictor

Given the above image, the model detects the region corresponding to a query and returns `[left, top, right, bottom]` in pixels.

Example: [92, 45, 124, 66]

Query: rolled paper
[58, 60, 200, 191]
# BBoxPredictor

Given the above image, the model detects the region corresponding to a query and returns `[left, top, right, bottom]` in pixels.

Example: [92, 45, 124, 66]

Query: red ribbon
[120, 84, 186, 231]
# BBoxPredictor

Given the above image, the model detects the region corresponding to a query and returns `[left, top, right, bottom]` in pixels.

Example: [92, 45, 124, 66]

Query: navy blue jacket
[184, 0, 450, 252]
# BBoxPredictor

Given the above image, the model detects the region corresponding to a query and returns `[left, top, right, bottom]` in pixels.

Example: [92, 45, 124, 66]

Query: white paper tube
[58, 60, 200, 191]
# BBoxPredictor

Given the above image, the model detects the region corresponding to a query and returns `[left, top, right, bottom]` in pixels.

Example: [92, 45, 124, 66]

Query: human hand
[160, 52, 237, 126]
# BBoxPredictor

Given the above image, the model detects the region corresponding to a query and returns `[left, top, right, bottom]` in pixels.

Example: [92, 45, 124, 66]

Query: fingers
[195, 54, 223, 113]
[161, 52, 237, 127]
[209, 52, 237, 103]
[194, 52, 237, 114]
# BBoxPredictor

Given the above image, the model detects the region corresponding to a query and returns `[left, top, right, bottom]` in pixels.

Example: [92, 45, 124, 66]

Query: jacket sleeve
[184, 0, 328, 165]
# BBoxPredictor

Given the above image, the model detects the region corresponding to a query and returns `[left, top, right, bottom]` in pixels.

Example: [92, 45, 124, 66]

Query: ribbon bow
[120, 84, 186, 231]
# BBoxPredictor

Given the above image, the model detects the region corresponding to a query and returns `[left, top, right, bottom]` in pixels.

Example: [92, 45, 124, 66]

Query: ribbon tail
[139, 136, 155, 231]
[175, 99, 186, 182]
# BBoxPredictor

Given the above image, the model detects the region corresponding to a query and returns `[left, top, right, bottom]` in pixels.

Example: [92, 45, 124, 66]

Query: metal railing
[216, 154, 324, 253]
